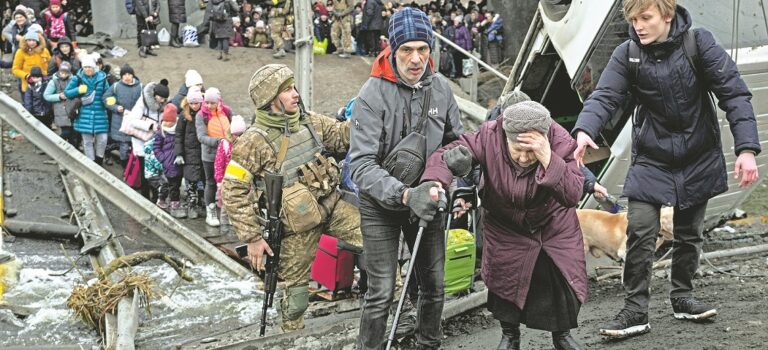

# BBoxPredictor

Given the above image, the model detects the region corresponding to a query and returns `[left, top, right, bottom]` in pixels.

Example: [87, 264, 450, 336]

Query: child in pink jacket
[214, 114, 246, 225]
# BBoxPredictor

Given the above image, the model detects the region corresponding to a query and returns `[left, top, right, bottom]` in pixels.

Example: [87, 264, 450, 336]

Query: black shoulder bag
[382, 89, 432, 187]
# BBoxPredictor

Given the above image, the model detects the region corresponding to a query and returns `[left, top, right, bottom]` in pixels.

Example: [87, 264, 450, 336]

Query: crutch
[386, 191, 447, 350]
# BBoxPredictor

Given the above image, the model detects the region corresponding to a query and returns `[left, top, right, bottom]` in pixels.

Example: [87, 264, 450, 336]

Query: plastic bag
[181, 25, 199, 47]
[313, 36, 327, 55]
[157, 27, 171, 46]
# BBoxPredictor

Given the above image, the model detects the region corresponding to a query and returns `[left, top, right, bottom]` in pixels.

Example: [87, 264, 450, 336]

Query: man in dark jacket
[134, 0, 160, 57]
[572, 0, 760, 339]
[361, 0, 384, 56]
[167, 0, 187, 47]
[349, 7, 463, 350]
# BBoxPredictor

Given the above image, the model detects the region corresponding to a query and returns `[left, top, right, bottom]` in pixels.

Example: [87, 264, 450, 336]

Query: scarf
[255, 109, 301, 133]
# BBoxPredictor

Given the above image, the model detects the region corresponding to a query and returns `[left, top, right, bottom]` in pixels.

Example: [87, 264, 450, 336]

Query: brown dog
[577, 207, 674, 262]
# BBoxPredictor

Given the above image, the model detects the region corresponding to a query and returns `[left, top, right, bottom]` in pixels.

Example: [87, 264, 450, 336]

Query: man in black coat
[167, 0, 187, 47]
[134, 0, 161, 57]
[361, 0, 384, 56]
[573, 0, 760, 340]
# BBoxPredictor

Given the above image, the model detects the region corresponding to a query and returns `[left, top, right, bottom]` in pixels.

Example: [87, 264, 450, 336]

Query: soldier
[330, 0, 355, 59]
[269, 0, 292, 59]
[222, 64, 364, 332]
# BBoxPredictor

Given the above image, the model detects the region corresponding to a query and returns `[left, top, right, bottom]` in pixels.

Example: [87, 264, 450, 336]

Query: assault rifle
[259, 171, 284, 337]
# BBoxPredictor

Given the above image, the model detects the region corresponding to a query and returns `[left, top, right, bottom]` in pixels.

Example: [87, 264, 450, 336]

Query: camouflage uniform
[222, 64, 362, 332]
[269, 0, 293, 57]
[330, 0, 355, 55]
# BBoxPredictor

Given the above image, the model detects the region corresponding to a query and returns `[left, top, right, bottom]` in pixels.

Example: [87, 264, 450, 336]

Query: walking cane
[386, 191, 447, 350]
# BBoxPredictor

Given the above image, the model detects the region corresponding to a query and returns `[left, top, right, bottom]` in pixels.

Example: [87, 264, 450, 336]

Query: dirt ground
[103, 39, 373, 120]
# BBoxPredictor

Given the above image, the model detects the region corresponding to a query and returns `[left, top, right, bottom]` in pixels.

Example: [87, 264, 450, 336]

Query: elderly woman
[422, 101, 586, 350]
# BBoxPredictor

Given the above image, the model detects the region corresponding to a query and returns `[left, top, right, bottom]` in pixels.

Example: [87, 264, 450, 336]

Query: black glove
[443, 145, 473, 177]
[405, 181, 441, 222]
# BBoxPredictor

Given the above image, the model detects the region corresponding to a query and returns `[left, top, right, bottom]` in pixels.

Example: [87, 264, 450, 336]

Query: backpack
[211, 2, 229, 22]
[125, 0, 135, 15]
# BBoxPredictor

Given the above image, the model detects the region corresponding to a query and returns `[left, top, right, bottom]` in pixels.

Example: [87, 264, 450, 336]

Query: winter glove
[78, 85, 88, 94]
[405, 181, 441, 223]
[174, 156, 185, 165]
[443, 145, 473, 177]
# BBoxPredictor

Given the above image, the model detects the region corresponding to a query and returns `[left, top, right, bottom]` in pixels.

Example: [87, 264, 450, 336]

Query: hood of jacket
[19, 31, 47, 54]
[143, 82, 165, 114]
[119, 76, 141, 88]
[370, 46, 435, 89]
[629, 5, 692, 59]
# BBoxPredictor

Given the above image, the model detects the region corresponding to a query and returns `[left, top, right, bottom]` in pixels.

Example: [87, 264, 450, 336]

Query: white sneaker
[205, 203, 220, 227]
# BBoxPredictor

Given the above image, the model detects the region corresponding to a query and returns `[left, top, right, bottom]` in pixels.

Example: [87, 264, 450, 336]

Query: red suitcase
[311, 234, 355, 296]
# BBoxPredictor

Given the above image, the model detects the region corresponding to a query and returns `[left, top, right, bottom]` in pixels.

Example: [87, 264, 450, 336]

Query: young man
[222, 64, 364, 332]
[573, 0, 760, 339]
[348, 7, 463, 350]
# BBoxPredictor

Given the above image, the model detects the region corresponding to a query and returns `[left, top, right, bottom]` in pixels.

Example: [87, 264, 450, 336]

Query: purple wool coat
[422, 119, 587, 309]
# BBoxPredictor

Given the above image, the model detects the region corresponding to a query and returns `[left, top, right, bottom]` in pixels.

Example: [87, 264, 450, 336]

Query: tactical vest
[335, 0, 350, 13]
[254, 122, 341, 199]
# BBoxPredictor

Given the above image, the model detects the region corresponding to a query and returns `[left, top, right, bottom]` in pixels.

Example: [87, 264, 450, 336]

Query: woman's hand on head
[517, 131, 551, 169]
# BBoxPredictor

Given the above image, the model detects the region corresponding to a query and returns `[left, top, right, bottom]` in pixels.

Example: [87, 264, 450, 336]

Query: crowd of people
[1, 1, 251, 228]
[128, 0, 505, 70]
[2, 1, 763, 350]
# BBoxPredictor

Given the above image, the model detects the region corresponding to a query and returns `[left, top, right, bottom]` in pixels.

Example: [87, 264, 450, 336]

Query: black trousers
[623, 200, 707, 313]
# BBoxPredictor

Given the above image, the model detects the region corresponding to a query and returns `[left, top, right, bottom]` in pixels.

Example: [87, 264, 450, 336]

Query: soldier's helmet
[249, 64, 295, 110]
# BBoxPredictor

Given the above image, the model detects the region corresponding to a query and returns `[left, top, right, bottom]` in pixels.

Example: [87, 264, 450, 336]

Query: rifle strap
[274, 134, 290, 172]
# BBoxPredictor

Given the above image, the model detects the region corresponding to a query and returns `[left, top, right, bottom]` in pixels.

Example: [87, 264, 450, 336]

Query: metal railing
[432, 31, 509, 82]
[0, 93, 250, 278]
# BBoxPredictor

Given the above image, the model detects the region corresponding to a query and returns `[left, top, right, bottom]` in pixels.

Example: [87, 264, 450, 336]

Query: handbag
[80, 91, 96, 105]
[381, 89, 432, 187]
[140, 29, 159, 47]
[123, 152, 142, 189]
[68, 97, 82, 121]
[119, 95, 157, 141]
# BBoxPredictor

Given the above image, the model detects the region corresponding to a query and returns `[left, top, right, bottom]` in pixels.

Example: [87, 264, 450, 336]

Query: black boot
[120, 158, 129, 169]
[171, 24, 182, 47]
[497, 322, 520, 350]
[95, 156, 104, 166]
[552, 330, 582, 350]
[139, 46, 147, 58]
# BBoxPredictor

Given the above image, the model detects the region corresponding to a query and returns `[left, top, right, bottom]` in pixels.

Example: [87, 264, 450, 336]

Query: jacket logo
[428, 107, 438, 117]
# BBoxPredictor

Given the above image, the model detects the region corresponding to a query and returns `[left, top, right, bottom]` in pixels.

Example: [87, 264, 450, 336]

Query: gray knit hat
[497, 90, 531, 111]
[502, 101, 552, 140]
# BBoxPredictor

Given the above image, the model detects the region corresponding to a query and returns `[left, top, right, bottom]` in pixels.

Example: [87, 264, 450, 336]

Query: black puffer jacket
[203, 0, 238, 39]
[134, 0, 161, 21]
[362, 0, 385, 31]
[175, 98, 203, 166]
[574, 5, 761, 209]
[167, 0, 187, 24]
